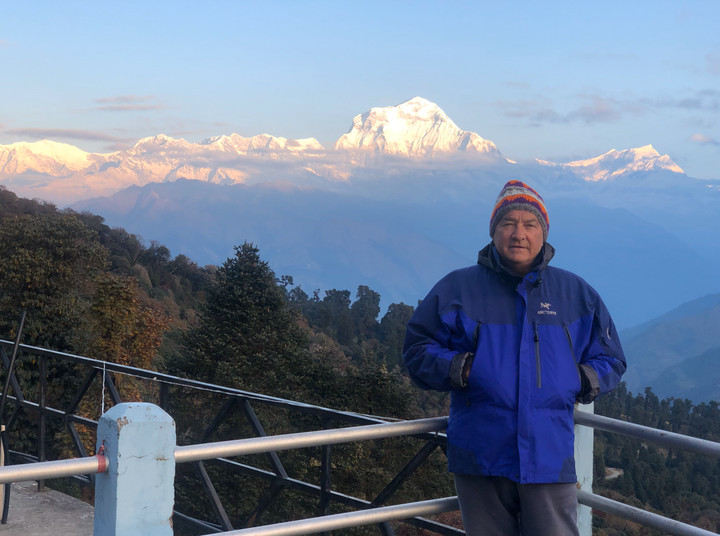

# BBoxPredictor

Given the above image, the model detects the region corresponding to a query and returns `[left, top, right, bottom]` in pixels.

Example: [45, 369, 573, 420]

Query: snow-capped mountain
[0, 140, 103, 176]
[0, 133, 327, 203]
[203, 133, 324, 155]
[537, 145, 684, 181]
[0, 97, 687, 204]
[335, 96, 503, 158]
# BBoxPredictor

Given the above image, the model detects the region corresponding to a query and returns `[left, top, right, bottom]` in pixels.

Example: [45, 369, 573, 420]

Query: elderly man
[403, 180, 626, 535]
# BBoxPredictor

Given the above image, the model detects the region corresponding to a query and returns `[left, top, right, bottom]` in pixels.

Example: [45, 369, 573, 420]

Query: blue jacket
[403, 243, 626, 484]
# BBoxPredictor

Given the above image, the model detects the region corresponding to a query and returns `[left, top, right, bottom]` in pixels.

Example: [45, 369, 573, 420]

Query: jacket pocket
[465, 321, 483, 405]
[563, 323, 582, 384]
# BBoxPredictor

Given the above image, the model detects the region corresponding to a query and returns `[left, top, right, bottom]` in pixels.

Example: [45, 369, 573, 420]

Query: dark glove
[577, 364, 600, 403]
[450, 352, 474, 389]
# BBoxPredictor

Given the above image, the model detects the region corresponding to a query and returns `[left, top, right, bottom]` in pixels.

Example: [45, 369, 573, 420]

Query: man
[403, 180, 626, 535]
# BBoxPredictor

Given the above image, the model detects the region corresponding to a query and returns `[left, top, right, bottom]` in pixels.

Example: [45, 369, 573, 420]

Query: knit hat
[489, 180, 549, 241]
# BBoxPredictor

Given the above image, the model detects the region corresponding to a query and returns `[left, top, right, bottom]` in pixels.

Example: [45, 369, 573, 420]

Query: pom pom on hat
[489, 180, 549, 241]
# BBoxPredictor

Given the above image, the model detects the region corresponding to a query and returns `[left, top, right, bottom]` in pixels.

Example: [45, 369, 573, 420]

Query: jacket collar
[477, 242, 555, 278]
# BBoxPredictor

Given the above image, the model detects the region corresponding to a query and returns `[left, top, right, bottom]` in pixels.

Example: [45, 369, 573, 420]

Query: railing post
[94, 402, 176, 536]
[574, 402, 594, 536]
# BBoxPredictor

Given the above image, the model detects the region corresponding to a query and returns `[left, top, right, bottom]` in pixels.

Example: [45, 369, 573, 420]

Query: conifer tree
[169, 242, 315, 398]
[350, 285, 381, 339]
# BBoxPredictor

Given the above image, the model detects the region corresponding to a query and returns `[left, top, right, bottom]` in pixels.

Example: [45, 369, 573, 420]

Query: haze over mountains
[2, 96, 720, 401]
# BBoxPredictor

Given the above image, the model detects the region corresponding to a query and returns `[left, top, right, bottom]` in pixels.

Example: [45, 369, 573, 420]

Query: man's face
[492, 209, 544, 276]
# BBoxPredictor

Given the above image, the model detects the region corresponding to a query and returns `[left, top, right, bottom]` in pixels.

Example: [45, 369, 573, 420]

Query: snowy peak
[334, 97, 502, 158]
[202, 133, 324, 154]
[0, 140, 100, 176]
[128, 135, 195, 158]
[539, 145, 684, 181]
[3, 139, 93, 162]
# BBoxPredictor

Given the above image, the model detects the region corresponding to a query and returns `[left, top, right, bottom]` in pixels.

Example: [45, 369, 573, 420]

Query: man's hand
[450, 352, 475, 389]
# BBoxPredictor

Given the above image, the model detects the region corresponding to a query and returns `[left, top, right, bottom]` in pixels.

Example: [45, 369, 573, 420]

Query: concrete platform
[0, 481, 93, 535]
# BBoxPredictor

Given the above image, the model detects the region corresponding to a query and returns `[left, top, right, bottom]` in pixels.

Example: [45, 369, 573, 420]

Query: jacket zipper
[465, 321, 482, 406]
[563, 323, 582, 383]
[533, 322, 541, 388]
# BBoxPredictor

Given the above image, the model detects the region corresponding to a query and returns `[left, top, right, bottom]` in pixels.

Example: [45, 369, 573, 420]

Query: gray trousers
[454, 474, 579, 536]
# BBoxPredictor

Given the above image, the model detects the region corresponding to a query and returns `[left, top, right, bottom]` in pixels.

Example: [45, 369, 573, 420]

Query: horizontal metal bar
[8, 451, 92, 485]
[0, 339, 414, 427]
[578, 490, 716, 536]
[574, 410, 720, 458]
[196, 456, 458, 535]
[201, 454, 463, 536]
[208, 496, 459, 536]
[176, 417, 448, 464]
[3, 395, 99, 428]
[0, 455, 108, 485]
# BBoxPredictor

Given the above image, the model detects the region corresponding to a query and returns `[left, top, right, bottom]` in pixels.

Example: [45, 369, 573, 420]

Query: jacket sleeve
[577, 297, 627, 403]
[402, 288, 471, 392]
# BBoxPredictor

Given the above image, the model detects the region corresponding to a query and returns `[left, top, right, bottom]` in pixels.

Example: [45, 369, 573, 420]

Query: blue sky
[1, 1, 719, 179]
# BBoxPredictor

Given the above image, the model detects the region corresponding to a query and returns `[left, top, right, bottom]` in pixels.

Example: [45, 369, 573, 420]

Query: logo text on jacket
[537, 302, 557, 316]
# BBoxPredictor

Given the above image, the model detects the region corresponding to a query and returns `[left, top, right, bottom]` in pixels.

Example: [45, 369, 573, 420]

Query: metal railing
[575, 412, 720, 536]
[2, 409, 719, 536]
[0, 339, 456, 535]
[209, 498, 460, 536]
[174, 417, 447, 463]
[2, 338, 720, 535]
[0, 453, 107, 485]
[574, 410, 720, 458]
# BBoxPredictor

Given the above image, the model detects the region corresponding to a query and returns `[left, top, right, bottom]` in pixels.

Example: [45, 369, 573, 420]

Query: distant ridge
[620, 293, 720, 400]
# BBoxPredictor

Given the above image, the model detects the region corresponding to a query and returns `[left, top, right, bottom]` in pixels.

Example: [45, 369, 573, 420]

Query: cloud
[5, 127, 127, 143]
[690, 133, 720, 146]
[497, 99, 565, 125]
[640, 90, 720, 114]
[94, 95, 164, 112]
[569, 95, 623, 123]
[498, 95, 624, 125]
[501, 89, 720, 127]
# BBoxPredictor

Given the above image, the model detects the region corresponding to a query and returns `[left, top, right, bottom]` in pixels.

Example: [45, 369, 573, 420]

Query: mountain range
[0, 97, 687, 204]
[2, 96, 720, 401]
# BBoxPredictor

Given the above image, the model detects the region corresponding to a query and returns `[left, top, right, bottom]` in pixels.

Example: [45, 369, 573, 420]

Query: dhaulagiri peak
[334, 97, 502, 157]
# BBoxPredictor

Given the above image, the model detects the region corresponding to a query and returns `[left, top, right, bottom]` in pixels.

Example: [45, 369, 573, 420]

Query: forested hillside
[1, 185, 718, 534]
[593, 387, 720, 534]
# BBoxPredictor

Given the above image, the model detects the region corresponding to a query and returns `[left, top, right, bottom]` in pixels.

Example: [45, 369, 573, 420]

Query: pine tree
[167, 242, 315, 398]
[351, 285, 381, 340]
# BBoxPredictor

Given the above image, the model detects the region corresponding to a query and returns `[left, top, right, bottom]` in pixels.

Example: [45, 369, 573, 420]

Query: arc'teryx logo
[537, 302, 557, 315]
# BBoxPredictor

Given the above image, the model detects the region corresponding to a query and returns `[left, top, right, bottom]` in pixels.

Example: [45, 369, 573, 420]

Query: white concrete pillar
[574, 402, 594, 536]
[94, 403, 176, 536]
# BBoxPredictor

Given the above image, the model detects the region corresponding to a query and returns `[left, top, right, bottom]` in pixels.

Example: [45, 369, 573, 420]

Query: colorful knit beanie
[489, 180, 549, 241]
